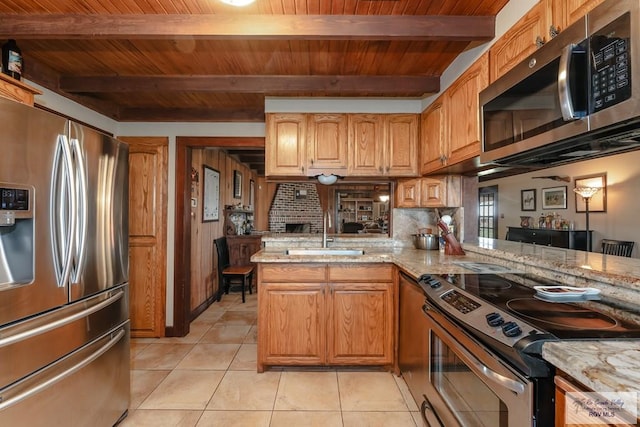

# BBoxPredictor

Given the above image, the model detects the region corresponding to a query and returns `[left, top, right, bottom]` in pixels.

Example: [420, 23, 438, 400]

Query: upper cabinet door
[489, 1, 550, 82]
[561, 0, 605, 28]
[307, 114, 348, 174]
[420, 97, 447, 175]
[265, 113, 307, 176]
[447, 54, 489, 165]
[348, 114, 385, 176]
[385, 114, 419, 176]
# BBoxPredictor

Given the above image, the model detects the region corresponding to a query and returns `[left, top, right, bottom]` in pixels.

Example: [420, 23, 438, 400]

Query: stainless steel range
[398, 270, 640, 427]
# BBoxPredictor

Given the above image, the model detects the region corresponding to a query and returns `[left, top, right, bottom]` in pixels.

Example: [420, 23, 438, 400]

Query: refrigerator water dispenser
[0, 184, 34, 286]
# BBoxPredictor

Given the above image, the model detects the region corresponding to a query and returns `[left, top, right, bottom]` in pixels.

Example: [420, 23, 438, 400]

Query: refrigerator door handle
[0, 327, 126, 411]
[70, 138, 88, 283]
[50, 134, 76, 287]
[0, 289, 124, 349]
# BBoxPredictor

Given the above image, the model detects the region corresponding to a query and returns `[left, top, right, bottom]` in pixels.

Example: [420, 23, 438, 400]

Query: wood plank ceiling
[0, 0, 509, 174]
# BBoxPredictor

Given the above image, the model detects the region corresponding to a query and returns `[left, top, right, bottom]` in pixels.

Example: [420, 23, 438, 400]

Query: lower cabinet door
[327, 282, 394, 365]
[258, 282, 326, 368]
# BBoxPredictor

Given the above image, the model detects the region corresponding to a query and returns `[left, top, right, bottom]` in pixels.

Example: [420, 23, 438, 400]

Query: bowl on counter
[412, 233, 439, 250]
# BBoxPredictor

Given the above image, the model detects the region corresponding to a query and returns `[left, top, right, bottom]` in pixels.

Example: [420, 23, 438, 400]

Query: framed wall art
[233, 170, 242, 199]
[202, 165, 220, 222]
[521, 189, 536, 211]
[541, 186, 567, 209]
[574, 173, 607, 213]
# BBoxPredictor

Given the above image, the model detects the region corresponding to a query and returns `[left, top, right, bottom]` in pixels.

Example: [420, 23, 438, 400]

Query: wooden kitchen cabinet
[419, 54, 487, 174]
[328, 282, 394, 365]
[348, 113, 385, 176]
[348, 113, 419, 177]
[420, 96, 447, 174]
[0, 74, 41, 106]
[306, 113, 348, 175]
[396, 179, 421, 208]
[560, 0, 605, 29]
[490, 0, 604, 82]
[489, 1, 550, 82]
[265, 113, 307, 176]
[554, 370, 626, 427]
[420, 176, 461, 208]
[385, 114, 419, 176]
[446, 53, 489, 166]
[257, 263, 395, 371]
[396, 176, 462, 208]
[226, 235, 262, 267]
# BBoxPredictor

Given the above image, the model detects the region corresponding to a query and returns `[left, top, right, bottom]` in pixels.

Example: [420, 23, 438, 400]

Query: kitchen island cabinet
[257, 263, 395, 372]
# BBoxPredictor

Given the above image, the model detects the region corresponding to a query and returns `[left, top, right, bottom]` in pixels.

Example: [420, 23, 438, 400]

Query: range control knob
[417, 274, 432, 284]
[501, 321, 522, 338]
[427, 279, 441, 289]
[486, 312, 504, 327]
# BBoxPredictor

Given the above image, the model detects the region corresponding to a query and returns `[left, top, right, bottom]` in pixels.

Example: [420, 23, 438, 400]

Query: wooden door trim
[172, 136, 264, 337]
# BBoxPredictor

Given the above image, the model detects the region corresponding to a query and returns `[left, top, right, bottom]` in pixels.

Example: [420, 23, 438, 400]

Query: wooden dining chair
[214, 237, 254, 303]
[601, 239, 635, 257]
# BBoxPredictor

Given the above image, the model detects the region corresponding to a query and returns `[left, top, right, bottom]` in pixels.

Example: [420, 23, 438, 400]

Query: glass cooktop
[444, 273, 640, 340]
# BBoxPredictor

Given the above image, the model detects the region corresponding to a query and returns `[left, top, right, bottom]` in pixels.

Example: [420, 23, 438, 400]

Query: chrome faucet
[322, 210, 334, 248]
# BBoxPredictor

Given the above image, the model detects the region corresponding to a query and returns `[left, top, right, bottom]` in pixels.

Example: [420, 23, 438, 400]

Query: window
[479, 186, 498, 238]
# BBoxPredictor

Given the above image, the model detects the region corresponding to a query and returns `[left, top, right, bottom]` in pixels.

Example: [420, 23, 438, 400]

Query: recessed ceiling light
[219, 0, 256, 6]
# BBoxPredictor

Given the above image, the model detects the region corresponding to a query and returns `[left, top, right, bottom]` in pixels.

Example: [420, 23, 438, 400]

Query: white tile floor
[124, 292, 421, 426]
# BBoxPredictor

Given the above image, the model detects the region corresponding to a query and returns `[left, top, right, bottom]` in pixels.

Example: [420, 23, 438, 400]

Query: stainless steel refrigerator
[0, 97, 130, 426]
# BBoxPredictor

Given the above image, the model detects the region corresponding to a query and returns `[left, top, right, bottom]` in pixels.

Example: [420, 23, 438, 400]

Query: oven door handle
[423, 304, 527, 395]
[470, 357, 526, 395]
[421, 395, 444, 427]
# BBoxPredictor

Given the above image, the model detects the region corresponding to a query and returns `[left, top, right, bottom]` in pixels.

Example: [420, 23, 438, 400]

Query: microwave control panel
[591, 12, 631, 112]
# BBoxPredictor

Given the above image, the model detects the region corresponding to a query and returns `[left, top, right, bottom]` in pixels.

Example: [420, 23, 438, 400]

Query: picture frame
[541, 186, 567, 209]
[233, 170, 242, 199]
[521, 189, 536, 211]
[202, 165, 220, 222]
[574, 173, 607, 213]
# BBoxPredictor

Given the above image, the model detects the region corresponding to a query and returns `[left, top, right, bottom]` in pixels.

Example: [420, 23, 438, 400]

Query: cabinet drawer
[260, 264, 326, 282]
[328, 264, 392, 282]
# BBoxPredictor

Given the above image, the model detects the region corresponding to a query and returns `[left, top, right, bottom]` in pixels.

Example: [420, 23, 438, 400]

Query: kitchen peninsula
[252, 235, 640, 423]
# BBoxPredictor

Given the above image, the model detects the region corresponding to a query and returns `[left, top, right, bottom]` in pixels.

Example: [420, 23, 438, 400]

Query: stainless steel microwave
[480, 0, 640, 167]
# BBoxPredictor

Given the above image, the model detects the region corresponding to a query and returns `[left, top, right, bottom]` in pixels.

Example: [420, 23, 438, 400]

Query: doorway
[172, 136, 264, 337]
[478, 185, 498, 239]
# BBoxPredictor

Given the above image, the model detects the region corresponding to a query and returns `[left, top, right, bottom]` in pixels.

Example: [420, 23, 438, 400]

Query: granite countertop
[253, 234, 640, 404]
[542, 341, 640, 416]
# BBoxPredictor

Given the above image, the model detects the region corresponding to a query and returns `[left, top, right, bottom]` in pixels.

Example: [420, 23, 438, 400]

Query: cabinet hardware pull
[536, 35, 545, 48]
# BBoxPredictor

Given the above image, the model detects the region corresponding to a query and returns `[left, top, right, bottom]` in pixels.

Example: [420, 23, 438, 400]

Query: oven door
[421, 301, 534, 427]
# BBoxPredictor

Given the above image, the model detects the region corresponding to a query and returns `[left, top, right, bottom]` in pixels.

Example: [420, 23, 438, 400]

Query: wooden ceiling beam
[0, 14, 494, 41]
[22, 56, 121, 119]
[59, 75, 440, 95]
[117, 107, 265, 122]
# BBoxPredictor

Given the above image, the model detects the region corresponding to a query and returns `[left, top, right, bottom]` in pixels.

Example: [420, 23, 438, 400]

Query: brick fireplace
[268, 183, 323, 233]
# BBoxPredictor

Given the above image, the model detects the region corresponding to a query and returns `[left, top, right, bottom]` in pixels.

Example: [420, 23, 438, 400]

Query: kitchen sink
[285, 248, 365, 256]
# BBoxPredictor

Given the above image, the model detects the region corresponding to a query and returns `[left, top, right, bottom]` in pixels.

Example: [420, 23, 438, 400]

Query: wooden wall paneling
[175, 137, 259, 336]
[190, 147, 258, 315]
[120, 136, 168, 338]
